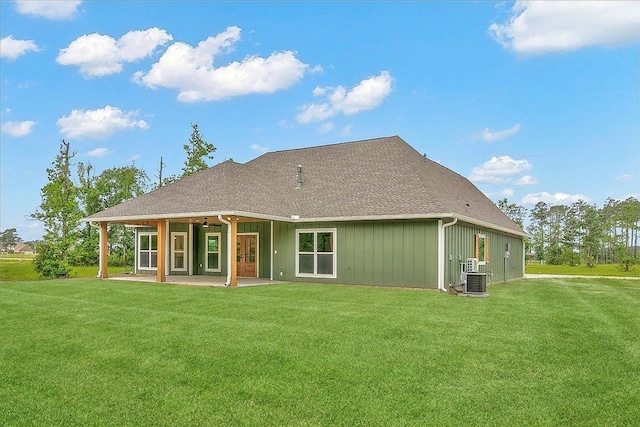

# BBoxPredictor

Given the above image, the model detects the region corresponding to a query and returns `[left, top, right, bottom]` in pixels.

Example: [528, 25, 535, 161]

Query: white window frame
[138, 232, 158, 271]
[171, 232, 188, 272]
[205, 232, 222, 272]
[476, 233, 489, 266]
[295, 228, 337, 278]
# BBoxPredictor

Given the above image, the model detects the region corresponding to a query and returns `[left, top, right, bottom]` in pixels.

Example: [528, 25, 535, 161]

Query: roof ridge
[247, 135, 402, 163]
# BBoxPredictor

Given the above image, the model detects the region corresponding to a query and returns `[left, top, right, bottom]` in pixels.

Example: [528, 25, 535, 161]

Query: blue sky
[1, 0, 639, 241]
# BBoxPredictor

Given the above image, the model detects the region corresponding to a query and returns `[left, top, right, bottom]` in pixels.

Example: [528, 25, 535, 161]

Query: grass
[0, 255, 132, 281]
[1, 278, 638, 426]
[525, 262, 640, 277]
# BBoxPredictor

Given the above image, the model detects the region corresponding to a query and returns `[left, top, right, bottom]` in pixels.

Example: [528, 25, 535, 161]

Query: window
[138, 232, 158, 270]
[296, 229, 337, 278]
[171, 232, 187, 272]
[205, 233, 221, 272]
[475, 233, 490, 265]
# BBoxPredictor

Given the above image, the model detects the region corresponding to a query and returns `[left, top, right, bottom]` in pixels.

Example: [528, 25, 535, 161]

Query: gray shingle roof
[84, 136, 525, 235]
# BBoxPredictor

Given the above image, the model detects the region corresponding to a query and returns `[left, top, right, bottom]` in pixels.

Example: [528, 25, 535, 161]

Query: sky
[1, 0, 639, 241]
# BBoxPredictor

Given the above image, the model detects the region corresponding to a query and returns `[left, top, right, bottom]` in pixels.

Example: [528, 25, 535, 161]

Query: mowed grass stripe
[1, 279, 638, 426]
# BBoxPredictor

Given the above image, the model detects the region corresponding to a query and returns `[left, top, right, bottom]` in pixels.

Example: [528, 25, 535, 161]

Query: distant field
[0, 277, 638, 426]
[525, 263, 639, 277]
[0, 255, 132, 281]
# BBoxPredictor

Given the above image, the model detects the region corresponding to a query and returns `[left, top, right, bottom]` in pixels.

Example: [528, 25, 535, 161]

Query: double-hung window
[475, 233, 489, 265]
[296, 228, 337, 278]
[171, 232, 187, 272]
[138, 232, 158, 270]
[205, 232, 221, 272]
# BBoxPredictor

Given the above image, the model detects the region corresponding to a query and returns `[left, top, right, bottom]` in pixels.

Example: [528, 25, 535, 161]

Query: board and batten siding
[444, 221, 524, 286]
[273, 220, 439, 288]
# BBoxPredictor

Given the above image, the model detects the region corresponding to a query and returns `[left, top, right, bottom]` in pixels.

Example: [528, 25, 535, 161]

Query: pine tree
[180, 123, 216, 177]
[30, 140, 80, 277]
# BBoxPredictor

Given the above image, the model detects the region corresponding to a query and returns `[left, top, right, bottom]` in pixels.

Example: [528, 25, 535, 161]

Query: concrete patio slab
[106, 274, 287, 287]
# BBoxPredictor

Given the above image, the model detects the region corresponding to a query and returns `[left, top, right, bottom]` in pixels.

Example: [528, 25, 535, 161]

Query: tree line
[27, 124, 215, 278]
[496, 197, 640, 269]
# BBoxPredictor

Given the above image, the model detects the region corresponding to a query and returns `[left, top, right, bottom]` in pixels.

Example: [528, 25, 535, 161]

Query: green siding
[134, 219, 522, 288]
[444, 222, 524, 285]
[273, 220, 439, 288]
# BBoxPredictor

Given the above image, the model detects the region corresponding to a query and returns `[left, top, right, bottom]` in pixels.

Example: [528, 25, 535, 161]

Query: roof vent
[295, 165, 303, 189]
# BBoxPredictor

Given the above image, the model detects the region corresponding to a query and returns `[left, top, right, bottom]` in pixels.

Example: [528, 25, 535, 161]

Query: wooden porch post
[156, 220, 166, 283]
[99, 221, 109, 279]
[229, 216, 238, 287]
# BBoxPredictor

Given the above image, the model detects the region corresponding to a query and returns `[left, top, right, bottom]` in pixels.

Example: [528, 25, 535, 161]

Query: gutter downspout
[438, 217, 458, 292]
[270, 220, 274, 281]
[218, 215, 232, 286]
[89, 221, 102, 278]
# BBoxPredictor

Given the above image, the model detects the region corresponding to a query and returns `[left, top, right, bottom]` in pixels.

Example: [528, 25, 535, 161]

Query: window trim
[295, 228, 337, 279]
[171, 232, 188, 272]
[205, 232, 222, 272]
[138, 232, 158, 271]
[475, 233, 490, 265]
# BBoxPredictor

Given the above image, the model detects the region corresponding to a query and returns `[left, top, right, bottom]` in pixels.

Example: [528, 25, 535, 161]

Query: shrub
[68, 246, 99, 266]
[33, 242, 71, 278]
[108, 250, 134, 267]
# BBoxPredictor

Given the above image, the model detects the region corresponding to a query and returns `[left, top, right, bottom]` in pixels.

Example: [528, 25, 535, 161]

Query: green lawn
[0, 256, 132, 281]
[525, 262, 640, 277]
[1, 279, 638, 426]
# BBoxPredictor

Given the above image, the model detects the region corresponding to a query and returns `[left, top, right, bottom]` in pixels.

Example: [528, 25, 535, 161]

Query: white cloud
[476, 123, 520, 142]
[130, 154, 141, 162]
[15, 0, 82, 20]
[515, 174, 539, 185]
[87, 147, 109, 157]
[490, 1, 640, 55]
[501, 188, 515, 197]
[57, 105, 149, 139]
[1, 120, 36, 137]
[0, 36, 40, 60]
[250, 144, 269, 154]
[341, 124, 353, 136]
[296, 71, 394, 123]
[134, 26, 308, 102]
[57, 28, 173, 78]
[318, 122, 334, 134]
[522, 192, 589, 205]
[469, 155, 532, 184]
[615, 174, 633, 182]
[312, 86, 327, 96]
[277, 119, 293, 130]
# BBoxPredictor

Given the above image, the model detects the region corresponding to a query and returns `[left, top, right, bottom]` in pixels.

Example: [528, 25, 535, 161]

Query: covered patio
[94, 213, 275, 287]
[106, 273, 286, 288]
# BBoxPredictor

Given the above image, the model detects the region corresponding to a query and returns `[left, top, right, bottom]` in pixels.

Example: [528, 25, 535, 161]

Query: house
[14, 242, 34, 254]
[0, 242, 33, 254]
[83, 136, 528, 290]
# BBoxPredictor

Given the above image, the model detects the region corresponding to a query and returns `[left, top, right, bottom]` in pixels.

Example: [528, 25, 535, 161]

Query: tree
[528, 201, 549, 262]
[30, 140, 81, 276]
[74, 162, 149, 266]
[180, 123, 215, 177]
[616, 197, 640, 270]
[496, 198, 527, 229]
[574, 201, 603, 266]
[0, 228, 21, 252]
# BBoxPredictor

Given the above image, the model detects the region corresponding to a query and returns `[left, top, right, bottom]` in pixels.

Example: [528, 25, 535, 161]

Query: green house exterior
[86, 136, 528, 290]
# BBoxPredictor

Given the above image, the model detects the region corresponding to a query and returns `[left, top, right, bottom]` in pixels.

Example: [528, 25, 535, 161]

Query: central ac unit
[465, 272, 487, 294]
[466, 258, 479, 273]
